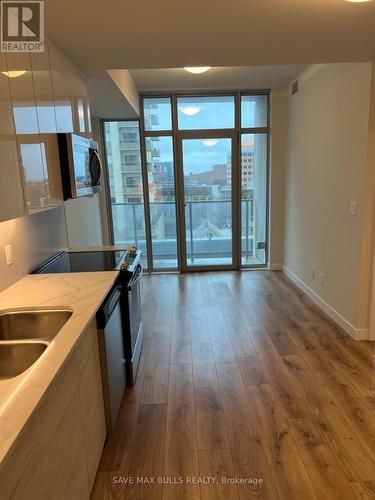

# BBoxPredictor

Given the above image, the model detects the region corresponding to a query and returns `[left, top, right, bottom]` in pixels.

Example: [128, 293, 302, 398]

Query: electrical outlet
[312, 268, 315, 279]
[320, 273, 325, 286]
[5, 244, 14, 266]
[349, 201, 357, 216]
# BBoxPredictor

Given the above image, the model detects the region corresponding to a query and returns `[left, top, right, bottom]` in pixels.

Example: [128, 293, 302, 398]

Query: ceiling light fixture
[184, 66, 211, 74]
[202, 140, 218, 147]
[345, 0, 371, 2]
[1, 70, 26, 78]
[180, 106, 201, 116]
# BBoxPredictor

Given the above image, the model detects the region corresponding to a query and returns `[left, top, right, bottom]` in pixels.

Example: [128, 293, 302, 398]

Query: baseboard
[283, 265, 368, 341]
[268, 263, 283, 271]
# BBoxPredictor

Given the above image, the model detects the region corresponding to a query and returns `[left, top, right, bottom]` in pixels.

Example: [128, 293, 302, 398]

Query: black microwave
[57, 133, 102, 200]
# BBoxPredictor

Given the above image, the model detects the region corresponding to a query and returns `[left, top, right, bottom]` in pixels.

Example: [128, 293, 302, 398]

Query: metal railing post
[245, 200, 249, 261]
[132, 204, 138, 247]
[189, 201, 194, 262]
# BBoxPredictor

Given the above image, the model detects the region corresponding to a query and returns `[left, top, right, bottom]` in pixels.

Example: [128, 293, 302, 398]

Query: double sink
[0, 310, 72, 380]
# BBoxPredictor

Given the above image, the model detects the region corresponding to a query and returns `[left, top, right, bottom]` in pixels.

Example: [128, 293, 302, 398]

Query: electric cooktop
[33, 250, 127, 274]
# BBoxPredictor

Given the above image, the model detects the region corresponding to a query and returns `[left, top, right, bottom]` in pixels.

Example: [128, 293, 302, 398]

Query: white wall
[284, 63, 374, 338]
[366, 64, 375, 340]
[106, 70, 140, 116]
[370, 256, 375, 340]
[269, 87, 288, 269]
[0, 207, 67, 292]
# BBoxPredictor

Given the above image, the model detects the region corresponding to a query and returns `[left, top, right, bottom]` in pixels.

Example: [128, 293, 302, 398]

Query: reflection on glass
[20, 142, 48, 209]
[182, 138, 232, 266]
[177, 96, 235, 130]
[77, 98, 85, 132]
[146, 136, 178, 268]
[36, 102, 56, 133]
[55, 100, 74, 132]
[12, 103, 39, 134]
[0, 58, 25, 220]
[143, 97, 172, 131]
[87, 102, 92, 132]
[241, 95, 268, 128]
[241, 134, 267, 266]
[7, 56, 51, 211]
[103, 121, 147, 264]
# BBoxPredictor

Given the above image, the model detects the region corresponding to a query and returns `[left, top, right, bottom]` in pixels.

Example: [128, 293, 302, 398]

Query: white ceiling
[129, 65, 308, 92]
[45, 0, 375, 75]
[87, 73, 139, 119]
[89, 64, 307, 118]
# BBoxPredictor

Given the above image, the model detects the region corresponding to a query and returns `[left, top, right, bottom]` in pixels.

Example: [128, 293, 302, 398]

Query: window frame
[140, 90, 270, 272]
[101, 119, 149, 266]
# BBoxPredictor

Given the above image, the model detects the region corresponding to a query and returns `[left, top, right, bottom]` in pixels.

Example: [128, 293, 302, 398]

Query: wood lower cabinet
[2, 320, 106, 500]
[76, 320, 107, 491]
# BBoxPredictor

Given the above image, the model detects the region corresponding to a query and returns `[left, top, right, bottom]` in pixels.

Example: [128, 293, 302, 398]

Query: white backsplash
[0, 206, 68, 292]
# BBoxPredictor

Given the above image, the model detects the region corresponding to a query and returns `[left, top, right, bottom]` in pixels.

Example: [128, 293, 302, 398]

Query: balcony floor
[151, 256, 265, 269]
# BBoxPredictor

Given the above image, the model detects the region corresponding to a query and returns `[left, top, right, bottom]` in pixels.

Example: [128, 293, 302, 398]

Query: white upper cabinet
[6, 52, 50, 213]
[31, 44, 64, 207]
[0, 40, 91, 222]
[48, 41, 90, 136]
[0, 53, 26, 222]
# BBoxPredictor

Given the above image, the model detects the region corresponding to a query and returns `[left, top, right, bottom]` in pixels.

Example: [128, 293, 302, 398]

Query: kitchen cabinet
[6, 52, 50, 213]
[0, 53, 26, 222]
[49, 41, 91, 136]
[0, 39, 92, 223]
[31, 45, 64, 207]
[2, 320, 106, 500]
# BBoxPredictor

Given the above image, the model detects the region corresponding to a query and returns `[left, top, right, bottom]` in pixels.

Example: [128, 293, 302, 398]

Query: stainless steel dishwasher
[96, 283, 126, 433]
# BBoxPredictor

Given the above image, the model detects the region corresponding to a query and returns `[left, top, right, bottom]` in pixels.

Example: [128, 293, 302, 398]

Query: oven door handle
[127, 265, 143, 291]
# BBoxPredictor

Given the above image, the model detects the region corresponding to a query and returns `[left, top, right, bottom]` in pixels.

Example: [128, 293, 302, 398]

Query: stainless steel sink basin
[0, 309, 72, 341]
[0, 342, 48, 379]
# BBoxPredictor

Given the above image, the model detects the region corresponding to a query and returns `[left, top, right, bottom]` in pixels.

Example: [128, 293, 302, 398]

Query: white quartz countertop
[68, 245, 132, 253]
[0, 271, 118, 465]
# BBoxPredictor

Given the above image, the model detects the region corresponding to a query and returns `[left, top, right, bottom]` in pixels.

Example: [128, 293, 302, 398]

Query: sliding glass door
[179, 136, 237, 270]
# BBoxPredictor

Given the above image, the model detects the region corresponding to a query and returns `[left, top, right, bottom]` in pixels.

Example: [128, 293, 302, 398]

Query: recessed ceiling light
[180, 106, 201, 116]
[346, 0, 371, 2]
[202, 140, 218, 147]
[1, 70, 26, 78]
[184, 66, 211, 74]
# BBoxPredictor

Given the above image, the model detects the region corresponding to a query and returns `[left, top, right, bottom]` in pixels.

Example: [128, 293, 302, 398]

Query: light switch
[349, 201, 357, 216]
[5, 244, 14, 266]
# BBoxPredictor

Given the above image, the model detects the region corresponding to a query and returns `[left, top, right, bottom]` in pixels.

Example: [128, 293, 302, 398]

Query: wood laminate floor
[91, 271, 375, 500]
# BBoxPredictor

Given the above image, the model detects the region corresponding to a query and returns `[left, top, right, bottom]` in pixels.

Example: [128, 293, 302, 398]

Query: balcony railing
[111, 200, 256, 265]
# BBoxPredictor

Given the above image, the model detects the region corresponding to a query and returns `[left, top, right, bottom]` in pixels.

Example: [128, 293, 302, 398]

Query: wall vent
[291, 80, 299, 95]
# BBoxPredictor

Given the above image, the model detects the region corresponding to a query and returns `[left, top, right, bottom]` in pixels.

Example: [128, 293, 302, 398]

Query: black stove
[32, 249, 141, 276]
[32, 248, 144, 391]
